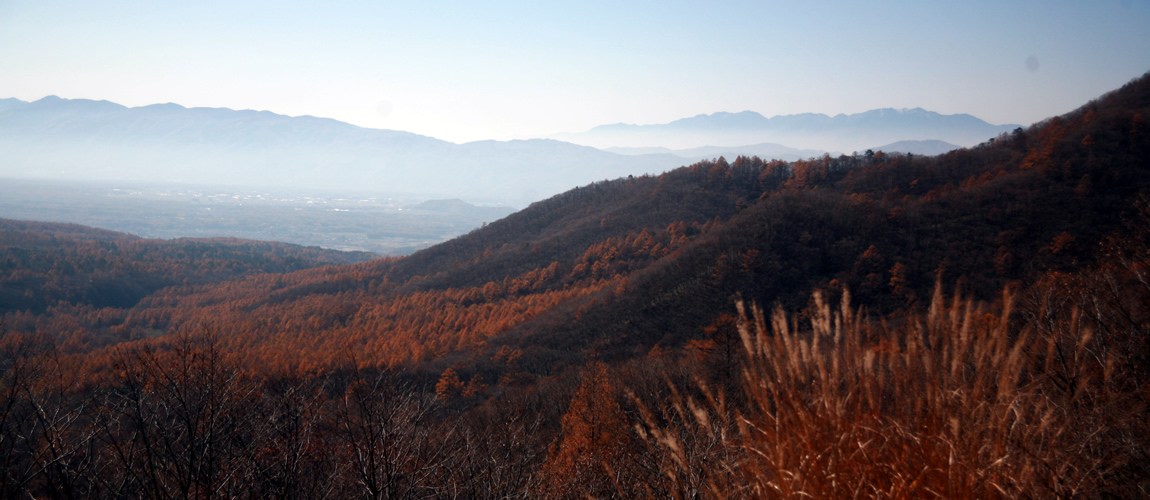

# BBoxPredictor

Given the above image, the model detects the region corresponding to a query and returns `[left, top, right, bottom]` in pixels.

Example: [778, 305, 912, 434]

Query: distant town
[0, 178, 514, 255]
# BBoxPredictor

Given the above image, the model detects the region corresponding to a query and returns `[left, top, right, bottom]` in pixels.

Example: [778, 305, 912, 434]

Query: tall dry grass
[631, 285, 1146, 498]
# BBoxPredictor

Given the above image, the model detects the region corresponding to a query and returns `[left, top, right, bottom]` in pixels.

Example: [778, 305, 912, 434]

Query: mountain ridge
[1, 95, 1023, 204]
[558, 107, 1020, 151]
[607, 142, 830, 162]
[0, 96, 688, 206]
[868, 139, 961, 156]
[592, 107, 1004, 131]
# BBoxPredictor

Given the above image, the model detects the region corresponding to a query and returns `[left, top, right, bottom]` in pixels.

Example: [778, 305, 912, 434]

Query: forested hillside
[2, 74, 1150, 498]
[0, 218, 375, 317]
[15, 71, 1145, 375]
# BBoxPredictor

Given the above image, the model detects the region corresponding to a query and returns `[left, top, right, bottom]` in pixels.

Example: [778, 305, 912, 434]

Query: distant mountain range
[1, 97, 1002, 206]
[868, 139, 962, 156]
[605, 139, 964, 162]
[606, 142, 828, 162]
[0, 97, 687, 206]
[555, 108, 1019, 151]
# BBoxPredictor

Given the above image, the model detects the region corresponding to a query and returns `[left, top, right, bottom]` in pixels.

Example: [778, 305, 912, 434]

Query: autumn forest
[4, 74, 1150, 498]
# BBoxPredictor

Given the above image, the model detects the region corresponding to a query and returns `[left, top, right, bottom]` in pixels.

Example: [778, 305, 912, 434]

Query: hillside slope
[7, 73, 1147, 378]
[0, 218, 375, 317]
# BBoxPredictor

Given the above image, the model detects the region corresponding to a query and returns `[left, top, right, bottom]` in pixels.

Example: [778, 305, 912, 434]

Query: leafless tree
[98, 331, 258, 499]
[331, 367, 447, 499]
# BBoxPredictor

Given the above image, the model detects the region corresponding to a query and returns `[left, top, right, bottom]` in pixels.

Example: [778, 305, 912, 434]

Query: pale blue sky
[1, 0, 1148, 143]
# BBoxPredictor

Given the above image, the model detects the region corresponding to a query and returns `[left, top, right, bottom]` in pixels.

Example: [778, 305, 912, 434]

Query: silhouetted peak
[29, 95, 126, 112]
[139, 102, 187, 112]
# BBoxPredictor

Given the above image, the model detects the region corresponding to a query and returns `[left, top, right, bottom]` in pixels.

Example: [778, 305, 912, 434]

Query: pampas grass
[631, 284, 1147, 498]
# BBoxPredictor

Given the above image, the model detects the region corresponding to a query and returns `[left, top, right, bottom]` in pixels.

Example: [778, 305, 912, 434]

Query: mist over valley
[1, 96, 1013, 253]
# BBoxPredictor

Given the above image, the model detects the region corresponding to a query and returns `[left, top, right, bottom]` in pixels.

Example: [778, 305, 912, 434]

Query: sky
[1, 0, 1149, 144]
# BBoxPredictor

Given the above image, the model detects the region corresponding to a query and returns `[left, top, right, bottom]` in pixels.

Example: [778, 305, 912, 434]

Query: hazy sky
[1, 0, 1148, 143]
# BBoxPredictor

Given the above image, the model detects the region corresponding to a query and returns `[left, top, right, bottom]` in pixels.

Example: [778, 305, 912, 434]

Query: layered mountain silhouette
[556, 108, 1019, 151]
[406, 198, 516, 218]
[868, 139, 961, 156]
[0, 97, 686, 206]
[2, 97, 1025, 208]
[605, 142, 827, 162]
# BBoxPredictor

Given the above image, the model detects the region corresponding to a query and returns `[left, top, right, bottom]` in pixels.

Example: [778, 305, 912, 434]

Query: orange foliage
[539, 361, 628, 497]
